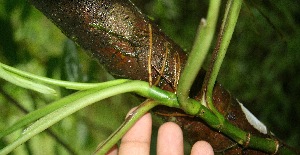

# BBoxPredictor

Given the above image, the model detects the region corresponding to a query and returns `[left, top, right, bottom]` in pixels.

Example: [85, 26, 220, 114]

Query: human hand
[106, 110, 214, 155]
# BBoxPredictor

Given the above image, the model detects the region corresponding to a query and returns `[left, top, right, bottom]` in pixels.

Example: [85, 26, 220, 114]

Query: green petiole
[177, 0, 221, 114]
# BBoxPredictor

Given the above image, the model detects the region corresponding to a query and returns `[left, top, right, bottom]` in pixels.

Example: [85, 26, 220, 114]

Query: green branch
[0, 64, 282, 154]
[94, 100, 160, 155]
[202, 0, 242, 110]
[0, 62, 129, 92]
[193, 100, 279, 154]
[0, 64, 56, 95]
[197, 0, 243, 126]
[0, 80, 178, 155]
[177, 0, 221, 114]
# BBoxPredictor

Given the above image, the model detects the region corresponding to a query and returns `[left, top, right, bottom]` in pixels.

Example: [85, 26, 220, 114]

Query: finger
[191, 141, 214, 155]
[106, 145, 118, 155]
[157, 122, 184, 155]
[119, 109, 152, 155]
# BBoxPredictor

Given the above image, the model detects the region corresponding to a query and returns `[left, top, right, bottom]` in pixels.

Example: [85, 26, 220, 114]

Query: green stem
[94, 100, 160, 155]
[177, 0, 221, 115]
[203, 0, 242, 109]
[0, 80, 178, 155]
[200, 0, 242, 124]
[0, 65, 56, 95]
[194, 99, 279, 154]
[0, 79, 282, 154]
[0, 62, 128, 91]
[0, 86, 99, 139]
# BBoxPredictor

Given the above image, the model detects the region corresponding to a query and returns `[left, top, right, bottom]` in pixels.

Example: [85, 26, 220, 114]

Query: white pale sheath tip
[237, 100, 268, 134]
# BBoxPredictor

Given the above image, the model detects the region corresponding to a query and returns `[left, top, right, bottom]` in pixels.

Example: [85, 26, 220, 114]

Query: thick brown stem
[29, 0, 186, 93]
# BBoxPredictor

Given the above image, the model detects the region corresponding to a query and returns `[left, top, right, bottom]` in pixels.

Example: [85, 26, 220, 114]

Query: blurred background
[0, 0, 299, 154]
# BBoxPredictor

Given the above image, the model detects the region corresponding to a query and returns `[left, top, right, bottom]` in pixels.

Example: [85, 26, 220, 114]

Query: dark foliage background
[0, 0, 299, 154]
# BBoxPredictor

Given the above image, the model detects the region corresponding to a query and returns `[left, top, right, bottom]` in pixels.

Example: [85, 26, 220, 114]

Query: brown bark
[28, 0, 286, 154]
[29, 0, 186, 92]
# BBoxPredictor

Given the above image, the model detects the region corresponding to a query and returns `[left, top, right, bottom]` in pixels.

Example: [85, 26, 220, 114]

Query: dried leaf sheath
[28, 0, 281, 154]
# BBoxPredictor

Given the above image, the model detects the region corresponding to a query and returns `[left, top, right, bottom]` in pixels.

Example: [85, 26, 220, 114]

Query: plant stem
[94, 100, 160, 155]
[193, 102, 279, 154]
[0, 62, 129, 91]
[0, 78, 283, 154]
[0, 88, 78, 155]
[0, 79, 128, 139]
[0, 65, 56, 95]
[201, 0, 243, 123]
[204, 0, 242, 106]
[0, 80, 178, 155]
[177, 0, 221, 114]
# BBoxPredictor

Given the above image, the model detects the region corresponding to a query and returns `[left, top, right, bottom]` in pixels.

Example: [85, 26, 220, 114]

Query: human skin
[106, 109, 214, 155]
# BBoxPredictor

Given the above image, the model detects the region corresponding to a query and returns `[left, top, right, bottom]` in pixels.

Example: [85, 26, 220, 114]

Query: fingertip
[157, 122, 184, 155]
[106, 145, 118, 155]
[119, 108, 152, 155]
[191, 141, 214, 155]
